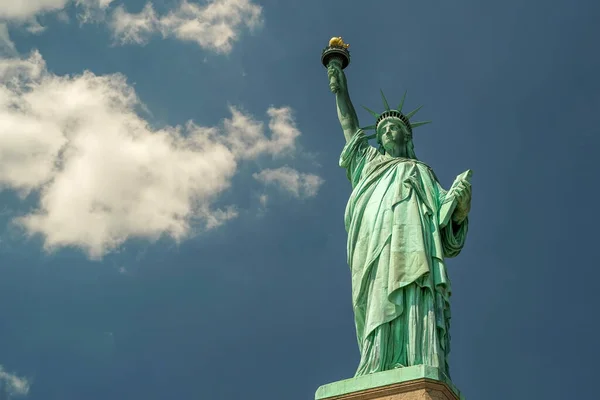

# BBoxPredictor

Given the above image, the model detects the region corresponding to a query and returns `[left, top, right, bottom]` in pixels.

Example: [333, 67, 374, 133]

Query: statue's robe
[340, 130, 468, 377]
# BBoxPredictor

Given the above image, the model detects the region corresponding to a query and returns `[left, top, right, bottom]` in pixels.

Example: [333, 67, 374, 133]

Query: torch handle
[327, 57, 343, 94]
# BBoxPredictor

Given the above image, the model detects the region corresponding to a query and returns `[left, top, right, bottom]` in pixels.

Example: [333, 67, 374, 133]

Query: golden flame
[328, 37, 349, 49]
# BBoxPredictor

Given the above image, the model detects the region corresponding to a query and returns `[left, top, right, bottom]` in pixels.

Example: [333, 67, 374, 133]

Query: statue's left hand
[451, 180, 471, 223]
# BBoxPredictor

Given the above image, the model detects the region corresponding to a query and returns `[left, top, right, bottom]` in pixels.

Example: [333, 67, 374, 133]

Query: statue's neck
[384, 148, 408, 158]
[382, 141, 416, 160]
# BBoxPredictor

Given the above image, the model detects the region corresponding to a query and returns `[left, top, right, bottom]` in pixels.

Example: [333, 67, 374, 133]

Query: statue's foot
[392, 363, 405, 369]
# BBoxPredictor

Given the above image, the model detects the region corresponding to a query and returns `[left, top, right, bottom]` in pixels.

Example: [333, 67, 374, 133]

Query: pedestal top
[315, 365, 464, 400]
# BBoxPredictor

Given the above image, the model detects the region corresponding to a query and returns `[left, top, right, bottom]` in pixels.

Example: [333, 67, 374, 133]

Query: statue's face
[378, 119, 406, 154]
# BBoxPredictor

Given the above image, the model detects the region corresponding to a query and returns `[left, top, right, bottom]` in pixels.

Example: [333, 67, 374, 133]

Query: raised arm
[327, 61, 359, 142]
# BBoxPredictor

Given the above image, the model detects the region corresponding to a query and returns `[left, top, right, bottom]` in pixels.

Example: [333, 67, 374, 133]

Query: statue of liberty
[322, 38, 472, 378]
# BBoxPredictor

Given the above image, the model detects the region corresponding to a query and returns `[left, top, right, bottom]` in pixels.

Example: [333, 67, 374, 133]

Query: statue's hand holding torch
[327, 61, 346, 94]
[322, 37, 351, 95]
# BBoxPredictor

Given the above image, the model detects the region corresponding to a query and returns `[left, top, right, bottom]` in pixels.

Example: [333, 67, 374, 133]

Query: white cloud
[0, 0, 260, 54]
[110, 0, 263, 53]
[222, 106, 300, 159]
[0, 23, 17, 55]
[56, 10, 70, 23]
[253, 167, 324, 199]
[24, 19, 46, 34]
[0, 0, 70, 20]
[0, 365, 30, 397]
[258, 194, 268, 207]
[0, 0, 114, 36]
[0, 0, 114, 21]
[75, 0, 116, 23]
[109, 3, 157, 45]
[0, 49, 317, 259]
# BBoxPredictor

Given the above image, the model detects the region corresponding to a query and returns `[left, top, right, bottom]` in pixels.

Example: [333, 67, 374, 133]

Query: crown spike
[380, 89, 391, 111]
[397, 90, 407, 112]
[405, 105, 423, 119]
[362, 105, 380, 119]
[410, 120, 432, 129]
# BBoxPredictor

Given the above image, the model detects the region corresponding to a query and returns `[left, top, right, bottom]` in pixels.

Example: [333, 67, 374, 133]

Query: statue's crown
[361, 90, 431, 135]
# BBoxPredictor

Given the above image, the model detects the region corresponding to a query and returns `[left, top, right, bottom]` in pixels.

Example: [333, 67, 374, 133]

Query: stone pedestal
[315, 365, 464, 400]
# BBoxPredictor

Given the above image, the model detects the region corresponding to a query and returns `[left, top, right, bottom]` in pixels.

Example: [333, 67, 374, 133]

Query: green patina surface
[320, 37, 473, 387]
[315, 365, 464, 400]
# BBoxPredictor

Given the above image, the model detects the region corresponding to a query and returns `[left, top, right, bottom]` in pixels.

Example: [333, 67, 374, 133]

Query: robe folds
[339, 129, 468, 377]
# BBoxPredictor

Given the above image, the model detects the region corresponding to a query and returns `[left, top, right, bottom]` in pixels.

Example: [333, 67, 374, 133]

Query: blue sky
[0, 0, 598, 399]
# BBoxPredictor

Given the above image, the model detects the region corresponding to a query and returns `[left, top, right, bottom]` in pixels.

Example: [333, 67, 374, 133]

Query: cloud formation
[0, 49, 317, 259]
[253, 167, 324, 199]
[222, 106, 300, 159]
[0, 0, 261, 55]
[0, 365, 30, 397]
[0, 0, 71, 20]
[0, 23, 17, 55]
[110, 0, 263, 53]
[0, 0, 114, 21]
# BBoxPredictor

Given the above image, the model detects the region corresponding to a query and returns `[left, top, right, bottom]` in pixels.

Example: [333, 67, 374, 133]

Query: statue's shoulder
[345, 130, 378, 156]
[414, 161, 440, 181]
[414, 160, 432, 169]
[407, 159, 432, 170]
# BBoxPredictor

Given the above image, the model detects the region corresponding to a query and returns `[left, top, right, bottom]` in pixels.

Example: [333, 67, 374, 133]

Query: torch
[321, 37, 351, 93]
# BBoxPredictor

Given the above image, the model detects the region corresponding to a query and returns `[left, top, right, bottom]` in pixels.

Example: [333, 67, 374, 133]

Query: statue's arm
[328, 62, 359, 142]
[336, 90, 360, 142]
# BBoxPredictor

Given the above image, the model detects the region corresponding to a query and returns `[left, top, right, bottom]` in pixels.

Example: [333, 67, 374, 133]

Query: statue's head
[362, 90, 431, 159]
[376, 117, 412, 158]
